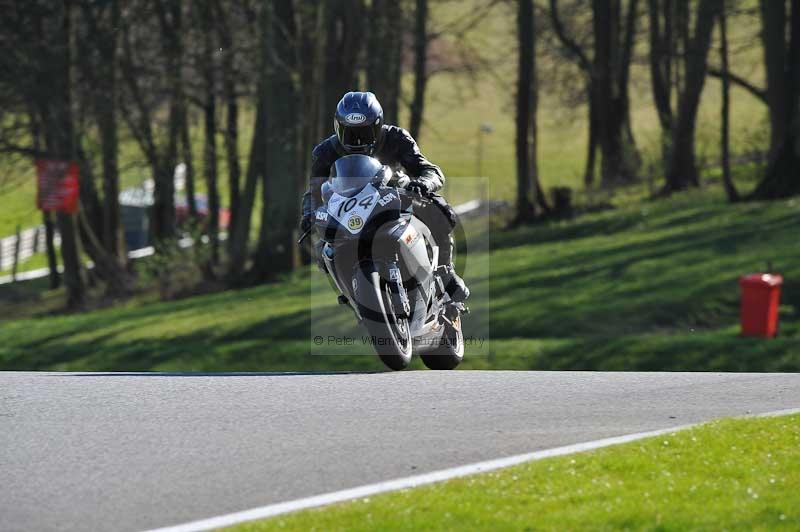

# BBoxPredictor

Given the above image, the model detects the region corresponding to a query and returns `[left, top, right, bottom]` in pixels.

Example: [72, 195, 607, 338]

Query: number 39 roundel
[327, 184, 381, 234]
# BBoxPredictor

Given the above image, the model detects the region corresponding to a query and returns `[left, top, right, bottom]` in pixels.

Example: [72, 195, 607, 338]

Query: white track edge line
[145, 407, 800, 532]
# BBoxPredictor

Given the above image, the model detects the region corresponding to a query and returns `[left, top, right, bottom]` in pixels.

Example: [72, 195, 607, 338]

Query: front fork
[387, 259, 411, 319]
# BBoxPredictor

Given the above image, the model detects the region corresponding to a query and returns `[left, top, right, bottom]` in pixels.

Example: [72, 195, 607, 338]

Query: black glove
[405, 179, 432, 196]
[300, 212, 316, 233]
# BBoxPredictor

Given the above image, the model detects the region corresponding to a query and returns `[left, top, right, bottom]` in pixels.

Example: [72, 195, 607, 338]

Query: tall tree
[718, 0, 739, 202]
[119, 0, 185, 242]
[227, 3, 268, 280]
[647, 0, 676, 167]
[227, 97, 266, 280]
[367, 0, 403, 123]
[214, 0, 242, 251]
[0, 1, 85, 306]
[251, 0, 302, 281]
[180, 112, 198, 219]
[752, 0, 800, 199]
[592, 0, 640, 185]
[78, 0, 123, 259]
[409, 0, 429, 139]
[296, 2, 326, 182]
[52, 1, 85, 307]
[549, 0, 598, 185]
[322, 0, 364, 116]
[759, 0, 789, 162]
[663, 0, 723, 193]
[549, 0, 640, 186]
[73, 0, 133, 294]
[199, 0, 220, 265]
[515, 0, 549, 224]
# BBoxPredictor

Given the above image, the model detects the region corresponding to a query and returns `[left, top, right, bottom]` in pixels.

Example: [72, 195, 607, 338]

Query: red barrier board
[36, 159, 79, 214]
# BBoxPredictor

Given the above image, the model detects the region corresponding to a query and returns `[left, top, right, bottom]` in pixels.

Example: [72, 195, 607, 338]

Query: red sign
[36, 159, 80, 214]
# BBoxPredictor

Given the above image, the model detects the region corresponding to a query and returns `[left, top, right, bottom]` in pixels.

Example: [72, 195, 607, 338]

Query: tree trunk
[228, 0, 270, 281]
[201, 0, 220, 266]
[409, 0, 428, 139]
[385, 1, 404, 124]
[592, 0, 639, 185]
[296, 3, 326, 193]
[719, 1, 739, 202]
[79, 0, 124, 259]
[55, 212, 84, 307]
[227, 98, 265, 280]
[43, 211, 60, 289]
[151, 0, 183, 242]
[252, 0, 301, 282]
[322, 0, 364, 120]
[663, 0, 722, 193]
[584, 92, 598, 187]
[514, 0, 537, 223]
[181, 113, 198, 219]
[367, 0, 403, 123]
[214, 0, 241, 252]
[759, 0, 789, 161]
[549, 0, 603, 189]
[752, 0, 800, 199]
[76, 147, 129, 292]
[648, 0, 675, 167]
[53, 0, 85, 307]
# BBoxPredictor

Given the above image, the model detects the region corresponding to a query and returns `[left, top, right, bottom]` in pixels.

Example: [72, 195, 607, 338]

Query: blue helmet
[334, 91, 385, 155]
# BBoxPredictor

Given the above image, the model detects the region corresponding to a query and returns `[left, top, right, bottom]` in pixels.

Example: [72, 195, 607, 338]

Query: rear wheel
[420, 316, 464, 370]
[359, 271, 413, 371]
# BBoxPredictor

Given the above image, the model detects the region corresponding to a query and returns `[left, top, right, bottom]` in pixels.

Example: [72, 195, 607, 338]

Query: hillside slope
[1, 189, 797, 372]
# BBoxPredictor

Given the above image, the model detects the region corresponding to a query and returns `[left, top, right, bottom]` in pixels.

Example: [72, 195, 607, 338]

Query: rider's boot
[438, 236, 470, 302]
[440, 265, 470, 302]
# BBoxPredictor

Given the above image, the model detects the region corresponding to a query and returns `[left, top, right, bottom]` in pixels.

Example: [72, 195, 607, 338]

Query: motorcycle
[299, 155, 466, 371]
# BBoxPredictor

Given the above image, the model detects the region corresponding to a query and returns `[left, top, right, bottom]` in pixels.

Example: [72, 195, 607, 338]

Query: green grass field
[1, 186, 797, 372]
[227, 413, 800, 531]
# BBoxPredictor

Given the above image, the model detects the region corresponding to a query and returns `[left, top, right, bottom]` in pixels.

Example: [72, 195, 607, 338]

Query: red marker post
[739, 273, 783, 338]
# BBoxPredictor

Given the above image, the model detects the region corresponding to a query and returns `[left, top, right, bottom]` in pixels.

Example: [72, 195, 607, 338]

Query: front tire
[420, 317, 464, 370]
[357, 270, 413, 371]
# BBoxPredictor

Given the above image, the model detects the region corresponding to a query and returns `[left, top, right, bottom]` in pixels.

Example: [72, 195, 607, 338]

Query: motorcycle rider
[301, 91, 469, 302]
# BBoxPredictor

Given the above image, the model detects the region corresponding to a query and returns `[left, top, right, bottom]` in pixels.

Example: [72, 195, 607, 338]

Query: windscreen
[331, 155, 383, 197]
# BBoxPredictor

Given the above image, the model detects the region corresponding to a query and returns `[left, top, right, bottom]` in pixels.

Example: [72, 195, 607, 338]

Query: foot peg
[337, 295, 349, 305]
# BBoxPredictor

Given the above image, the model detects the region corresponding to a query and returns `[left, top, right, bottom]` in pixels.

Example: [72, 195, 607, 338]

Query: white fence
[0, 226, 61, 273]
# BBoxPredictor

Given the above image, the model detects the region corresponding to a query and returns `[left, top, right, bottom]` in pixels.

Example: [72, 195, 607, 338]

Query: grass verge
[228, 413, 800, 531]
[1, 188, 799, 371]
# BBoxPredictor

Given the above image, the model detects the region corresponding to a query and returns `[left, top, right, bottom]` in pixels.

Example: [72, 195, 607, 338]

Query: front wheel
[357, 269, 413, 371]
[420, 317, 464, 370]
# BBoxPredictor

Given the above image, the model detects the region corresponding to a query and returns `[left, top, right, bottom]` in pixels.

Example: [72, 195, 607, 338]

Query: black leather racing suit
[301, 125, 458, 265]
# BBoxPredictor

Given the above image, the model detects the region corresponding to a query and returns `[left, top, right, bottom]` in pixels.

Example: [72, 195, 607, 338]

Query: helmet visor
[337, 124, 377, 152]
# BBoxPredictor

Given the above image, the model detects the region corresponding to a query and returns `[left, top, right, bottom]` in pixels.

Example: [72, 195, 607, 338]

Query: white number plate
[327, 185, 381, 234]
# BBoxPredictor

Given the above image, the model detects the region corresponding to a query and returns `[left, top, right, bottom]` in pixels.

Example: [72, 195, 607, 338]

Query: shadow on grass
[488, 210, 800, 339]
[0, 304, 388, 372]
[525, 332, 800, 373]
[2, 192, 799, 374]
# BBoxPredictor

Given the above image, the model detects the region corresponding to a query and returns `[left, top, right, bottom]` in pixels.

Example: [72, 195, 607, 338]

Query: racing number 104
[338, 195, 374, 217]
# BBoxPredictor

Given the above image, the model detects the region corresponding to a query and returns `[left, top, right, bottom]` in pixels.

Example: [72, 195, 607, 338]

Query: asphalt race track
[2, 371, 799, 531]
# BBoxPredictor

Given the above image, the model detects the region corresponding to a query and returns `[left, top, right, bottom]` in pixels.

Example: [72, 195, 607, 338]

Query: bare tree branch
[549, 0, 592, 73]
[707, 66, 767, 103]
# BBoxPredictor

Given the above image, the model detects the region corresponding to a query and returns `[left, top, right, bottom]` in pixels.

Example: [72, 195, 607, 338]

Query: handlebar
[372, 168, 411, 189]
